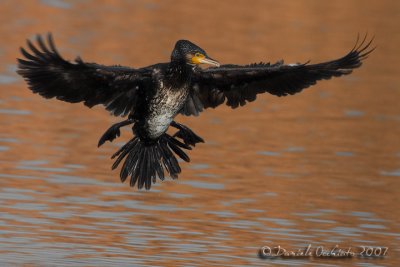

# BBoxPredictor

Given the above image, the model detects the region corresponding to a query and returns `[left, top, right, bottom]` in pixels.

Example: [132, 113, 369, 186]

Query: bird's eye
[195, 52, 202, 57]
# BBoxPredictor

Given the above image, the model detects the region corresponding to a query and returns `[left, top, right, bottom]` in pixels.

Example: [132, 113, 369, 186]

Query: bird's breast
[143, 84, 189, 139]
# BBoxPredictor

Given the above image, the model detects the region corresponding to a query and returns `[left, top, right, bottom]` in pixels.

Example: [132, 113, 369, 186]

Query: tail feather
[168, 141, 190, 162]
[152, 145, 165, 181]
[111, 138, 138, 169]
[160, 141, 180, 177]
[112, 133, 193, 190]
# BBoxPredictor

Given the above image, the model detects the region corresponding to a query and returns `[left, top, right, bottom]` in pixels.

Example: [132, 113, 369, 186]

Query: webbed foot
[171, 121, 204, 147]
[98, 119, 133, 147]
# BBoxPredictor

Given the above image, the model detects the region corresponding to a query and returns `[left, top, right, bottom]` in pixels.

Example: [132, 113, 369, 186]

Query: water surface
[0, 0, 399, 266]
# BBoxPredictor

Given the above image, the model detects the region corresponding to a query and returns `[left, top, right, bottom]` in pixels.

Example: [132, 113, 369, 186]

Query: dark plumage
[17, 33, 374, 190]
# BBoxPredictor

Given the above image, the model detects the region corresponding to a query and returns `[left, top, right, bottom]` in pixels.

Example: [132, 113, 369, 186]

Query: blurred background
[0, 0, 399, 266]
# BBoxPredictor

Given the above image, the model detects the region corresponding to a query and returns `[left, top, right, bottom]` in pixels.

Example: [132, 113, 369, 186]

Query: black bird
[17, 34, 374, 190]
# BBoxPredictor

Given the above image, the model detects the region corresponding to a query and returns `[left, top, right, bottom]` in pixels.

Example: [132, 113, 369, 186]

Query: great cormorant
[17, 34, 374, 190]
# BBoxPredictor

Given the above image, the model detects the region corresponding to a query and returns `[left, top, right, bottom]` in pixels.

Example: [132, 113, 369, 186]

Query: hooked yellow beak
[191, 53, 220, 67]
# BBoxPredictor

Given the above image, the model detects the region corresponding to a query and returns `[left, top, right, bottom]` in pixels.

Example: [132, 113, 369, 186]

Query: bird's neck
[165, 61, 193, 88]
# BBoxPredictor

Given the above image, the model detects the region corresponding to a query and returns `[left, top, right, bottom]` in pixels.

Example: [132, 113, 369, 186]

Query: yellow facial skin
[191, 52, 206, 64]
[190, 52, 220, 67]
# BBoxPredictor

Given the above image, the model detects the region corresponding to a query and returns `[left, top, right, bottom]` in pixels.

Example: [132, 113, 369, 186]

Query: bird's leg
[171, 121, 204, 147]
[98, 118, 134, 147]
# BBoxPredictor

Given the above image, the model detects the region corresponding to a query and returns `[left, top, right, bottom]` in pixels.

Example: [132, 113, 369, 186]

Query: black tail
[111, 134, 192, 190]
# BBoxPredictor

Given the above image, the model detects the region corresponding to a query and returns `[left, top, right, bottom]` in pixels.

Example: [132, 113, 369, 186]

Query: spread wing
[181, 35, 374, 116]
[17, 34, 152, 117]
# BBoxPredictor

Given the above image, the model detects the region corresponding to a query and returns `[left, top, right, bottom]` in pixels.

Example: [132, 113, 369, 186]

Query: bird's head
[171, 40, 220, 67]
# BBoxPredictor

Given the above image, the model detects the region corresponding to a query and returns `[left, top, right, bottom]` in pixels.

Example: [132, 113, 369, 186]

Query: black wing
[17, 34, 152, 117]
[181, 35, 374, 116]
